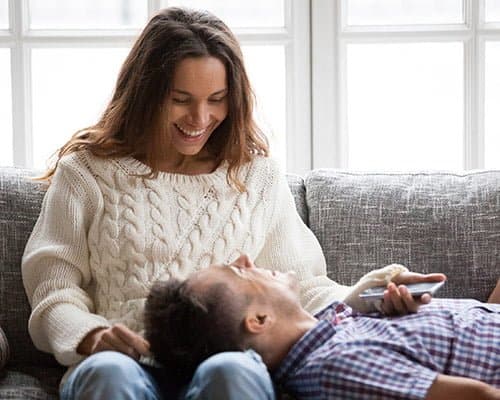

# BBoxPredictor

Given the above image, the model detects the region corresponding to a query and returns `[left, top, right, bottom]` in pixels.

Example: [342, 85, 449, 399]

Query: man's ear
[244, 312, 272, 334]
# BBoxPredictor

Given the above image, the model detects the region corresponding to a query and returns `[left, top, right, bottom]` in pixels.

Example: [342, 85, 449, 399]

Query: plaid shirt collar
[273, 301, 353, 384]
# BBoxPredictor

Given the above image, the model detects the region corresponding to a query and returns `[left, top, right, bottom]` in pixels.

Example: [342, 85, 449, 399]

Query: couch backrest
[2, 166, 499, 367]
[305, 169, 500, 301]
[0, 167, 60, 368]
[286, 173, 308, 224]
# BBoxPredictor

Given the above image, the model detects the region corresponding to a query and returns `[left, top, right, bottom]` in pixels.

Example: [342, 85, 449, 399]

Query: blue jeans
[60, 350, 275, 400]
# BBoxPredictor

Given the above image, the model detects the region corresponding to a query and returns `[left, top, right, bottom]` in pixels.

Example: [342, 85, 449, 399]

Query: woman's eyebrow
[172, 88, 227, 96]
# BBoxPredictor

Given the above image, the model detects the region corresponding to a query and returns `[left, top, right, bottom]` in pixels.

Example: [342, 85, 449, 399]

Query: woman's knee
[74, 351, 141, 381]
[61, 351, 160, 400]
[187, 351, 275, 400]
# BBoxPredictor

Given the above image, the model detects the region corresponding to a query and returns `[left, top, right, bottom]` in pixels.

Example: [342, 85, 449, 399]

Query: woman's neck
[137, 152, 220, 175]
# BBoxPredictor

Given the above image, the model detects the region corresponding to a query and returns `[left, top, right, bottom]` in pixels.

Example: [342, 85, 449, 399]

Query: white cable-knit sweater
[22, 151, 407, 367]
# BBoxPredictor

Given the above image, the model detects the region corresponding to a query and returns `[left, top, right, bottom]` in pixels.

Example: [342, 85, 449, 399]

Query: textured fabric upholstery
[0, 327, 8, 371]
[0, 168, 61, 368]
[306, 169, 500, 301]
[286, 174, 308, 225]
[0, 167, 64, 397]
[0, 368, 60, 399]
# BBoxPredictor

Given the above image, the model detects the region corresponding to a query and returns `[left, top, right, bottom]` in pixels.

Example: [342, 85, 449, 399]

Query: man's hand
[380, 271, 447, 315]
[77, 324, 150, 360]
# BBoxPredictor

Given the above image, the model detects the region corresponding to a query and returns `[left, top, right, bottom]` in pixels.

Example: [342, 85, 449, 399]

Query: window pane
[347, 42, 463, 170]
[31, 48, 129, 168]
[0, 0, 8, 29]
[29, 0, 147, 29]
[485, 42, 500, 168]
[242, 45, 286, 170]
[485, 0, 500, 23]
[168, 0, 285, 28]
[345, 0, 463, 26]
[0, 49, 12, 165]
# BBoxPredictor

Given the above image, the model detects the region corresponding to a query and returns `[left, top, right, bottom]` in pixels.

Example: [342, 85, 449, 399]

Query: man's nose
[233, 254, 253, 269]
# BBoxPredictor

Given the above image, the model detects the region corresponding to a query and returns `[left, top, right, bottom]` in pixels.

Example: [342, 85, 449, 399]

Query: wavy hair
[40, 7, 268, 190]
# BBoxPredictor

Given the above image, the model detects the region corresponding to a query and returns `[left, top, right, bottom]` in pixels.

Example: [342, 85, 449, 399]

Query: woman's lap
[60, 350, 275, 400]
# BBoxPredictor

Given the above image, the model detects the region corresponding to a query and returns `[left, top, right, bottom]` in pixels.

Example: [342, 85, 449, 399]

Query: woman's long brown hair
[40, 7, 268, 190]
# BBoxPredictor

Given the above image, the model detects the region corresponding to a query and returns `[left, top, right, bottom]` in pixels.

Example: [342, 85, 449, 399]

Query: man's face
[189, 254, 301, 313]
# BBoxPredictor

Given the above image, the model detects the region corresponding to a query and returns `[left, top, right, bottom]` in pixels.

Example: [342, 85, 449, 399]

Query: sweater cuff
[30, 303, 111, 366]
[343, 263, 409, 313]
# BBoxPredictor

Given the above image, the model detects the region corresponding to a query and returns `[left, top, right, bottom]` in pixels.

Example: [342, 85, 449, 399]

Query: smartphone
[359, 280, 445, 301]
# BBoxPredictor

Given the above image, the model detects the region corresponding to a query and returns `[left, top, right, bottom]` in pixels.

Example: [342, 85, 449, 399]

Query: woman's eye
[209, 97, 226, 103]
[172, 98, 189, 104]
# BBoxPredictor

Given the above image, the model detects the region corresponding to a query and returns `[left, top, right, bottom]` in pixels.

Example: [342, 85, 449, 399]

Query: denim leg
[184, 350, 276, 400]
[60, 351, 165, 400]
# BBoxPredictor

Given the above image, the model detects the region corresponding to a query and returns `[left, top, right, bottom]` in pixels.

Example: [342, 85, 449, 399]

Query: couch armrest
[0, 326, 9, 370]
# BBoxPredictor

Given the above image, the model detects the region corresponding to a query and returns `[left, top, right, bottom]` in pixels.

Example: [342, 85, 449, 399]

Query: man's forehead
[188, 264, 232, 288]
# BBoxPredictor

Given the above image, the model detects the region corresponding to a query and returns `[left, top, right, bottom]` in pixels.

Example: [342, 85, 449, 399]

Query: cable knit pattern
[22, 150, 404, 367]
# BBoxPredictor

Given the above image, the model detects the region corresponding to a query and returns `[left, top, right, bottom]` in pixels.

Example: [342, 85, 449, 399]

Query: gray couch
[1, 166, 499, 398]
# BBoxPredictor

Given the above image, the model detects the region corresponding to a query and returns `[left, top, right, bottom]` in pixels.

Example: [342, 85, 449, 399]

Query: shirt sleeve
[21, 155, 110, 366]
[254, 159, 409, 315]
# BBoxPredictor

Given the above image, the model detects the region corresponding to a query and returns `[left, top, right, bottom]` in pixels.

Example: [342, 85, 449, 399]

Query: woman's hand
[379, 271, 447, 315]
[77, 323, 150, 360]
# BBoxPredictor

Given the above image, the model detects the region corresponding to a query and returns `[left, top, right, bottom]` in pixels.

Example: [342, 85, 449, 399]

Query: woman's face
[165, 56, 229, 158]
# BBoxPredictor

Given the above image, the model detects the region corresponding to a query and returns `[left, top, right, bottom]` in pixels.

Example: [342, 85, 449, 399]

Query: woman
[21, 7, 445, 400]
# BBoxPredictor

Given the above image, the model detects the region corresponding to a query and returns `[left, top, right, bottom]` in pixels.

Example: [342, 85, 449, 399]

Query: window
[1, 0, 308, 172]
[313, 0, 500, 170]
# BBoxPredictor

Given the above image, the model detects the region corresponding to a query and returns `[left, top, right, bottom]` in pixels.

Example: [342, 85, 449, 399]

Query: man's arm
[426, 374, 500, 400]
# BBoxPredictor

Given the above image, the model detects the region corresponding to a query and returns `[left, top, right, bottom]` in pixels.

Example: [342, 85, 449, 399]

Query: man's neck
[256, 311, 317, 370]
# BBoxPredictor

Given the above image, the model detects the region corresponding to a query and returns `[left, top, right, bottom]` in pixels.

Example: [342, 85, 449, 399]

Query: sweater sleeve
[253, 163, 348, 315]
[22, 156, 110, 366]
[254, 161, 408, 315]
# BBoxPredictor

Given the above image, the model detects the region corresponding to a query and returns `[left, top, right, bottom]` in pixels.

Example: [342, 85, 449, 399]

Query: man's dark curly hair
[144, 278, 249, 384]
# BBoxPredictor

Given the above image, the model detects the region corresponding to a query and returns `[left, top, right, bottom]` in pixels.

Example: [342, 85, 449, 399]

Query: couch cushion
[0, 167, 60, 368]
[0, 367, 62, 399]
[306, 169, 500, 301]
[0, 327, 8, 371]
[286, 173, 307, 225]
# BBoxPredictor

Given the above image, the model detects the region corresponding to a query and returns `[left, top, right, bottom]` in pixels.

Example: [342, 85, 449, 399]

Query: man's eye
[229, 265, 244, 276]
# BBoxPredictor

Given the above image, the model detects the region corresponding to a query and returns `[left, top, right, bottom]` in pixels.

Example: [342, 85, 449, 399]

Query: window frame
[312, 0, 499, 170]
[2, 0, 310, 174]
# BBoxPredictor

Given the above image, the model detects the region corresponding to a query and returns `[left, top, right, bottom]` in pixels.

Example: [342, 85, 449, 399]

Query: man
[144, 255, 500, 400]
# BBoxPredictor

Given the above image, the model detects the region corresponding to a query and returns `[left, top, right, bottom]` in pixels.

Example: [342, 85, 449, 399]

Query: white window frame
[312, 0, 499, 170]
[2, 0, 310, 174]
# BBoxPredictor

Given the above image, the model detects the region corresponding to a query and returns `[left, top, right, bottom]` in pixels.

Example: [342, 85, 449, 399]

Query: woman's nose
[190, 103, 210, 126]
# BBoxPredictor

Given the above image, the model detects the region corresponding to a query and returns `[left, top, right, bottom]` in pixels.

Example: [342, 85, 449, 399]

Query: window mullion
[148, 0, 161, 18]
[286, 0, 310, 174]
[464, 0, 484, 169]
[311, 0, 340, 169]
[11, 0, 32, 167]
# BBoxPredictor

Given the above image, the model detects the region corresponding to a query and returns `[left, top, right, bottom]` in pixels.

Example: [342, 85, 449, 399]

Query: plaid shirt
[273, 299, 500, 399]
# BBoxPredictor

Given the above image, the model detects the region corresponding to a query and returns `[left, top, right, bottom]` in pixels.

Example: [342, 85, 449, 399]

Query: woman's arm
[426, 374, 500, 400]
[22, 154, 110, 366]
